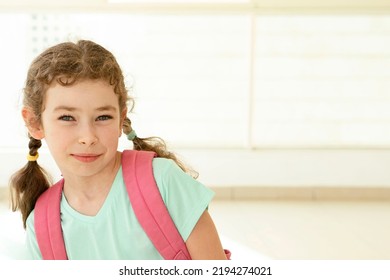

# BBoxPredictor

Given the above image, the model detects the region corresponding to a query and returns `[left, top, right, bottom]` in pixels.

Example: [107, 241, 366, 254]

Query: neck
[62, 152, 121, 216]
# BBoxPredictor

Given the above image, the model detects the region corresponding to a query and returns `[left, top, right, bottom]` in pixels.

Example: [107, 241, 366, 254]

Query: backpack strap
[34, 179, 68, 260]
[122, 150, 191, 260]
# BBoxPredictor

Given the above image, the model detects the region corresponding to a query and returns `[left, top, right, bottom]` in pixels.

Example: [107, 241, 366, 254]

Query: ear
[22, 107, 45, 140]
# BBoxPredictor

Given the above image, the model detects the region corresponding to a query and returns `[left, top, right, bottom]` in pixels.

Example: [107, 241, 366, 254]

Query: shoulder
[151, 157, 197, 190]
[151, 157, 214, 209]
[25, 209, 43, 259]
[26, 209, 35, 230]
[152, 157, 179, 175]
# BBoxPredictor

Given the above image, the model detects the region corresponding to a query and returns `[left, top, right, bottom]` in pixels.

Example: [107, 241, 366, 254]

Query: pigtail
[10, 137, 52, 228]
[123, 117, 198, 179]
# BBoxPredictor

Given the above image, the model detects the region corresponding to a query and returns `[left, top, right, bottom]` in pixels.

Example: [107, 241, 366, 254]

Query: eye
[58, 115, 75, 121]
[96, 115, 113, 121]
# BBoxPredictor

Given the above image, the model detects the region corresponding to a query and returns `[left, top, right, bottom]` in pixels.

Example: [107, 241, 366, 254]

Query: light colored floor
[210, 200, 390, 260]
[1, 199, 390, 260]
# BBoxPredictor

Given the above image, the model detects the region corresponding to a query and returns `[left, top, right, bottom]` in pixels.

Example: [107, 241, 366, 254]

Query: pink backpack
[34, 150, 192, 260]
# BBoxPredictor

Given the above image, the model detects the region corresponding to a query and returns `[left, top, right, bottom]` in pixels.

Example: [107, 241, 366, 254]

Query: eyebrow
[53, 105, 118, 112]
[96, 105, 118, 112]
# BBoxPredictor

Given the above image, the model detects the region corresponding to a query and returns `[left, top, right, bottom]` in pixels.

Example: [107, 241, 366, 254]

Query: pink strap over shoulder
[34, 150, 191, 260]
[122, 150, 191, 260]
[34, 180, 68, 260]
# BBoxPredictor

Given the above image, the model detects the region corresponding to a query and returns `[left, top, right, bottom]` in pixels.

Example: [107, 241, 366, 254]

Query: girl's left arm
[186, 210, 227, 260]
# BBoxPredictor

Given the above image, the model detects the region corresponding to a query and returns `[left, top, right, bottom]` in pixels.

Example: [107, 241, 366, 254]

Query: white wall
[1, 2, 390, 189]
[3, 147, 390, 188]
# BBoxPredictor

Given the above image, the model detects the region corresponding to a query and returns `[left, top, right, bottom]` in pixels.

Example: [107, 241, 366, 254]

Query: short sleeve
[25, 211, 43, 260]
[152, 158, 214, 241]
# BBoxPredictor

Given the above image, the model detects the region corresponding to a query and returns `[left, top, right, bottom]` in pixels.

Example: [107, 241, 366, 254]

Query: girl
[10, 40, 227, 260]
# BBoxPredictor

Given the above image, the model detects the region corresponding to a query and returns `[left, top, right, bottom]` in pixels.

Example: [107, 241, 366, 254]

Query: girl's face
[38, 79, 125, 179]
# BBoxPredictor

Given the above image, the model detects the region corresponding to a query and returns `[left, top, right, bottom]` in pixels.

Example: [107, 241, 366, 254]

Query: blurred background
[0, 0, 390, 260]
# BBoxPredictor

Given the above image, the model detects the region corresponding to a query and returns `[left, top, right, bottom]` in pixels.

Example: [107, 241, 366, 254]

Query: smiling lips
[71, 154, 101, 163]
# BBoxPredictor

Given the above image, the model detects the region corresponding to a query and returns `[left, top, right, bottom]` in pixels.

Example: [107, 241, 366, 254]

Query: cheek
[101, 126, 122, 143]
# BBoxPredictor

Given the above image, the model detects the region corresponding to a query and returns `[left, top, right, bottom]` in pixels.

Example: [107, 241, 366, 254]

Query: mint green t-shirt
[25, 158, 214, 260]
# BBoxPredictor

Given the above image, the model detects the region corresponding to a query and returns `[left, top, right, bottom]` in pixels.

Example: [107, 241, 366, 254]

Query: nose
[78, 123, 98, 146]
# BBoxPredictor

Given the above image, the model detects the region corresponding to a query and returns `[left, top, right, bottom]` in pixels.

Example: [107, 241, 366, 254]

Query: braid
[10, 136, 51, 228]
[122, 117, 132, 136]
[122, 117, 198, 179]
[28, 137, 41, 158]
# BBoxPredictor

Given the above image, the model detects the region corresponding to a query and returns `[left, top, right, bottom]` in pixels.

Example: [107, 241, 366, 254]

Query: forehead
[44, 79, 119, 111]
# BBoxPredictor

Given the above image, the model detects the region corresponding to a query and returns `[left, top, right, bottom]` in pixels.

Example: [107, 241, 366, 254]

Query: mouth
[71, 153, 101, 163]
